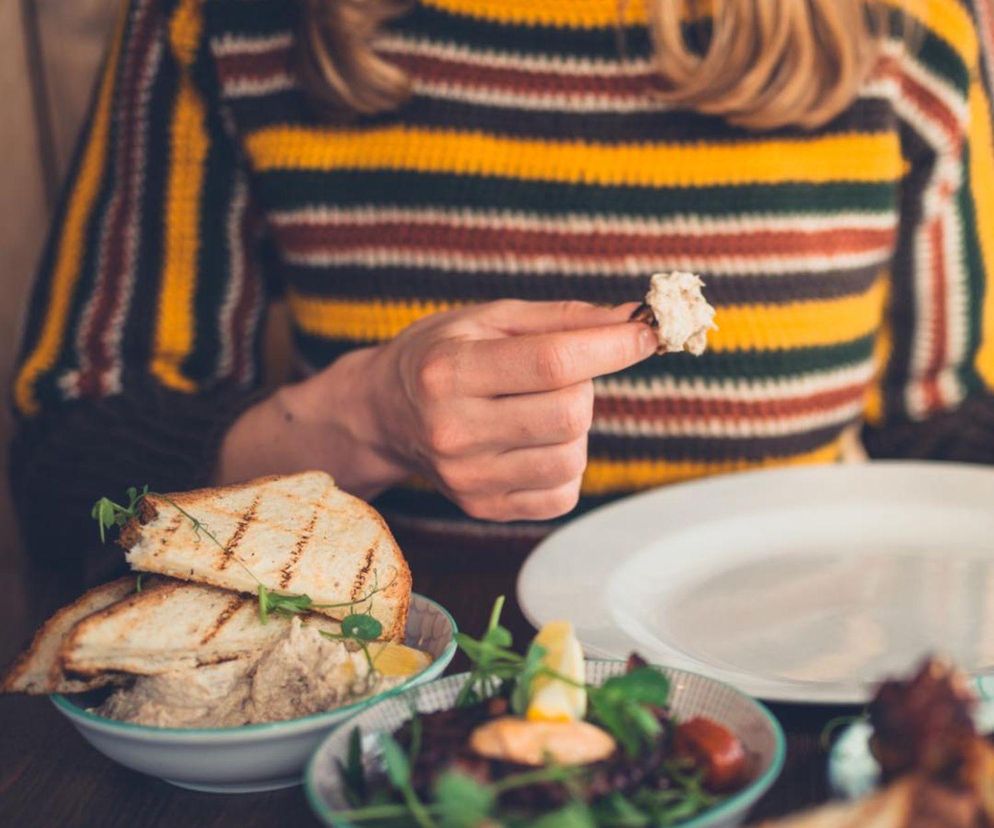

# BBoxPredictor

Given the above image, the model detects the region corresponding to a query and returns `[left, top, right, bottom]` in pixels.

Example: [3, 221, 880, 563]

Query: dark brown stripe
[199, 595, 247, 644]
[279, 509, 318, 588]
[219, 495, 260, 570]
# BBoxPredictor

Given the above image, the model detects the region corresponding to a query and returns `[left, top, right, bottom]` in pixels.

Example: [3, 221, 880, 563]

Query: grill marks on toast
[199, 595, 250, 645]
[279, 508, 318, 589]
[218, 495, 260, 570]
[351, 547, 376, 602]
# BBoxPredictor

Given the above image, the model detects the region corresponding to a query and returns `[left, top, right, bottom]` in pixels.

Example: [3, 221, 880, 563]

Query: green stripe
[259, 170, 896, 218]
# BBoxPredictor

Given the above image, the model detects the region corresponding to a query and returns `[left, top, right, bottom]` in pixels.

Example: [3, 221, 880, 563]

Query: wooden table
[0, 547, 856, 827]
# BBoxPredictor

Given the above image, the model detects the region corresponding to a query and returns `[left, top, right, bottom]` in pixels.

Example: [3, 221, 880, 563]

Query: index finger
[458, 321, 658, 396]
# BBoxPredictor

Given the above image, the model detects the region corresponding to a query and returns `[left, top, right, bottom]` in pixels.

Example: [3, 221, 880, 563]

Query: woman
[12, 0, 994, 567]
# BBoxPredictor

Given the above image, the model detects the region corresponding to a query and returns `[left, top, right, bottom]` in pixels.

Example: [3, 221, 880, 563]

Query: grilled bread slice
[62, 579, 344, 676]
[1, 577, 139, 694]
[120, 471, 411, 640]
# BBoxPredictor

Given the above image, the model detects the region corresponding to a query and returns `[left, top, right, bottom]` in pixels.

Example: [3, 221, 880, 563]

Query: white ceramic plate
[828, 677, 994, 799]
[518, 462, 994, 704]
[306, 662, 786, 828]
[51, 593, 457, 794]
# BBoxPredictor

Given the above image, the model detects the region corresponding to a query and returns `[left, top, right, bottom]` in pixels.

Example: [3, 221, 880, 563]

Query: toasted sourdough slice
[120, 471, 411, 640]
[1, 577, 139, 694]
[62, 579, 343, 676]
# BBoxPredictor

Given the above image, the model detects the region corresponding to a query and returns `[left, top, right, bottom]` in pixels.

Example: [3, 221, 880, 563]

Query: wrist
[278, 347, 410, 496]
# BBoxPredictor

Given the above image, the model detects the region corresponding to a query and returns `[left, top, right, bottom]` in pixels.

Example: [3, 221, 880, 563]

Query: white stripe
[408, 80, 672, 113]
[591, 400, 865, 438]
[594, 360, 877, 402]
[217, 177, 249, 379]
[282, 247, 892, 276]
[378, 35, 658, 75]
[223, 74, 296, 98]
[271, 205, 898, 236]
[211, 32, 293, 57]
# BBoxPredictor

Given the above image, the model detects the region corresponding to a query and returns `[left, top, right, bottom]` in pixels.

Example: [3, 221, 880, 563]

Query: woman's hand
[218, 300, 656, 522]
[349, 300, 655, 521]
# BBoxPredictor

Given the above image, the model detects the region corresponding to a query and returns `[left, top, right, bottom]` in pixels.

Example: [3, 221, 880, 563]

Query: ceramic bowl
[51, 593, 457, 794]
[306, 660, 786, 827]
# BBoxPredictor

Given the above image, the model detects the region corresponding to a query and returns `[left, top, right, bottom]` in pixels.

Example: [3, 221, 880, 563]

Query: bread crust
[1, 577, 138, 694]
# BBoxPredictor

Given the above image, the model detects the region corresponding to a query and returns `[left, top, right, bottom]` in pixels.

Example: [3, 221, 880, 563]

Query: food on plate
[758, 658, 994, 827]
[630, 271, 717, 355]
[97, 615, 416, 728]
[118, 471, 411, 640]
[1, 472, 431, 728]
[336, 599, 751, 825]
[61, 579, 344, 676]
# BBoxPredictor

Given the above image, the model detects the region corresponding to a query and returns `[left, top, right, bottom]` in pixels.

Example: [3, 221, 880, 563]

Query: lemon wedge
[526, 620, 586, 723]
[367, 642, 432, 678]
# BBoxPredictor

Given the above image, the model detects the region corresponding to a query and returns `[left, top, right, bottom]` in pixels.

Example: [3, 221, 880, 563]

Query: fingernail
[638, 326, 658, 354]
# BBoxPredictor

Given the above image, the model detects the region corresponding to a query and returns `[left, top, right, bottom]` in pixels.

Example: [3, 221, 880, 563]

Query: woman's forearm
[214, 347, 409, 498]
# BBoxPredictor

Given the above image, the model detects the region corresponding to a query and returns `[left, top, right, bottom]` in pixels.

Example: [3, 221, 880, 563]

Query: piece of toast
[1, 577, 139, 694]
[62, 579, 343, 676]
[119, 471, 411, 640]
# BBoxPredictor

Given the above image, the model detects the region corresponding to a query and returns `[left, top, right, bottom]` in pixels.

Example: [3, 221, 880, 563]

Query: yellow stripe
[864, 276, 892, 425]
[246, 127, 902, 188]
[13, 7, 128, 415]
[580, 443, 842, 495]
[289, 281, 885, 352]
[881, 0, 978, 66]
[969, 76, 994, 387]
[150, 0, 206, 392]
[419, 0, 648, 27]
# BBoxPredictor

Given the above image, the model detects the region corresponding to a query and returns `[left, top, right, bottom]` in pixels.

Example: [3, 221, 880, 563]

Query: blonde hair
[295, 0, 887, 130]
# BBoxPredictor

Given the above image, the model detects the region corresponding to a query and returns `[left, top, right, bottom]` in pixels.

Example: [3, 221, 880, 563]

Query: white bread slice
[62, 579, 343, 676]
[1, 577, 139, 694]
[120, 472, 411, 640]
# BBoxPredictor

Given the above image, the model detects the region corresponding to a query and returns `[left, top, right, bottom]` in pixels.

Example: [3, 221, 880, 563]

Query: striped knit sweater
[12, 0, 994, 559]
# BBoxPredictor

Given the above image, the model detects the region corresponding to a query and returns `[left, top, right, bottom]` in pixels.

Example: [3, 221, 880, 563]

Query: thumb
[475, 299, 642, 335]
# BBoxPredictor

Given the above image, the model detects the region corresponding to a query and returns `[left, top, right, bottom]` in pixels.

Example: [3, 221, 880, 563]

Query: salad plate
[306, 662, 785, 827]
[518, 462, 994, 704]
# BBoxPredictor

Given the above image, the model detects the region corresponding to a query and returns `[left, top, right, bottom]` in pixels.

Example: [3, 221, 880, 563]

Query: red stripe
[594, 382, 866, 422]
[215, 49, 292, 86]
[879, 60, 962, 148]
[922, 216, 947, 412]
[78, 1, 157, 396]
[274, 220, 895, 260]
[388, 51, 659, 98]
[231, 207, 262, 385]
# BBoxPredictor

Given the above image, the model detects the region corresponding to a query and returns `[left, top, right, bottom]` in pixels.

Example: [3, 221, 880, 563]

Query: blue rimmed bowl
[306, 660, 786, 827]
[50, 593, 457, 794]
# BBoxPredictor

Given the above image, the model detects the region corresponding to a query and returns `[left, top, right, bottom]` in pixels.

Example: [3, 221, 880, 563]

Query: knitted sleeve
[863, 0, 994, 464]
[10, 0, 270, 560]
